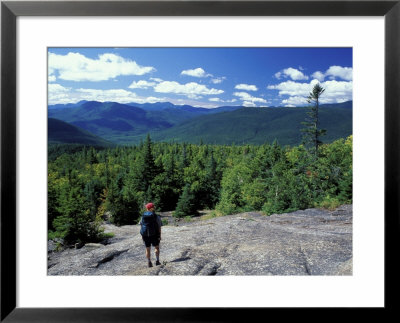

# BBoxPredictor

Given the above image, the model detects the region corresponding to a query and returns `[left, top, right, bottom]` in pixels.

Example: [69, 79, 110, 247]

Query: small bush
[317, 195, 341, 210]
[100, 232, 115, 239]
[55, 242, 64, 252]
[261, 201, 278, 216]
[201, 211, 218, 221]
[183, 216, 193, 222]
[48, 230, 58, 241]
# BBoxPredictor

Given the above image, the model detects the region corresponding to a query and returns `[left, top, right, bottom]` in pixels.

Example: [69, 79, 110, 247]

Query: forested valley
[48, 134, 352, 245]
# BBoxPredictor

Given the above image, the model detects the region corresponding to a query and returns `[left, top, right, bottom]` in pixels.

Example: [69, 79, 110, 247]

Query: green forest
[48, 134, 352, 245]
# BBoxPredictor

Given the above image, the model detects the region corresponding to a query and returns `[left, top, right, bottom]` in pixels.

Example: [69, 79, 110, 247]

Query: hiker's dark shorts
[142, 235, 160, 247]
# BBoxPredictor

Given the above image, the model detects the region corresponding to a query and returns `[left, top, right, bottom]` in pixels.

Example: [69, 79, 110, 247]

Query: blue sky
[48, 47, 352, 108]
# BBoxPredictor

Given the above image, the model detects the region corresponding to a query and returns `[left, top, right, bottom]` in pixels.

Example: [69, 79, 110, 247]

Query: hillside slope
[152, 105, 352, 146]
[48, 118, 114, 147]
[49, 101, 172, 143]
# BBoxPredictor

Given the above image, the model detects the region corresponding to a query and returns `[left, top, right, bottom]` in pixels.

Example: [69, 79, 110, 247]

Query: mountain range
[48, 100, 352, 147]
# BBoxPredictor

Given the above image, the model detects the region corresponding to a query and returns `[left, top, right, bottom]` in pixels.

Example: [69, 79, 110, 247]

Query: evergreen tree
[181, 143, 189, 168]
[152, 153, 180, 211]
[53, 184, 100, 244]
[48, 173, 61, 231]
[105, 170, 140, 225]
[105, 171, 123, 223]
[144, 185, 154, 205]
[83, 179, 101, 219]
[104, 154, 110, 189]
[301, 83, 326, 157]
[174, 184, 198, 218]
[203, 151, 220, 208]
[88, 146, 98, 164]
[216, 161, 252, 215]
[141, 134, 158, 192]
[121, 164, 142, 223]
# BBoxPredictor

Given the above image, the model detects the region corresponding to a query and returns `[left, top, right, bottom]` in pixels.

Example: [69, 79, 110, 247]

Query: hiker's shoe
[156, 260, 161, 266]
[148, 261, 153, 268]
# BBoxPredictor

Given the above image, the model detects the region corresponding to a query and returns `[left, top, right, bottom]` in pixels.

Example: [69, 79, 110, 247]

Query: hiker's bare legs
[155, 245, 160, 265]
[145, 247, 151, 261]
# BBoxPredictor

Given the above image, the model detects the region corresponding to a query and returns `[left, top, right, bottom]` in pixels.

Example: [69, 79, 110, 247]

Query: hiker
[139, 202, 162, 267]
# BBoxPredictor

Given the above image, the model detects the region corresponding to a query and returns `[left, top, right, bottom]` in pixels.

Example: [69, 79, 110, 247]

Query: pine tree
[88, 147, 98, 164]
[141, 134, 157, 192]
[48, 173, 61, 231]
[181, 143, 189, 168]
[301, 83, 326, 157]
[106, 172, 125, 224]
[174, 184, 198, 218]
[152, 153, 180, 211]
[203, 151, 220, 208]
[83, 179, 100, 219]
[105, 170, 140, 225]
[104, 154, 110, 189]
[54, 184, 99, 244]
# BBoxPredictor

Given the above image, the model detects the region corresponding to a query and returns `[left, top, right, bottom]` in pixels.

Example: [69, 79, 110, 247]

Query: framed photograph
[2, 0, 399, 321]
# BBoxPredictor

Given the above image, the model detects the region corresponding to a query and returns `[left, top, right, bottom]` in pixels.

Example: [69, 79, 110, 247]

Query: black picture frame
[1, 0, 399, 321]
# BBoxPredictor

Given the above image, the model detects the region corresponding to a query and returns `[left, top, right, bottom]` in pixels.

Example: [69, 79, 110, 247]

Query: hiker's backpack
[140, 211, 158, 237]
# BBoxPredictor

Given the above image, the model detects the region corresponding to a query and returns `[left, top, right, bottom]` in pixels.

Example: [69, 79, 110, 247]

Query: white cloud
[48, 83, 72, 104]
[135, 96, 167, 104]
[48, 83, 69, 92]
[233, 92, 267, 106]
[283, 67, 309, 81]
[128, 80, 156, 89]
[48, 75, 56, 82]
[235, 84, 258, 91]
[311, 66, 353, 82]
[275, 67, 308, 81]
[170, 98, 219, 109]
[149, 77, 163, 83]
[154, 81, 224, 99]
[181, 67, 212, 78]
[208, 97, 239, 104]
[268, 79, 320, 97]
[325, 66, 353, 81]
[311, 71, 325, 82]
[242, 101, 256, 107]
[48, 52, 156, 82]
[267, 78, 353, 106]
[75, 88, 139, 103]
[210, 77, 226, 84]
[48, 84, 169, 105]
[281, 96, 309, 107]
[321, 79, 353, 102]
